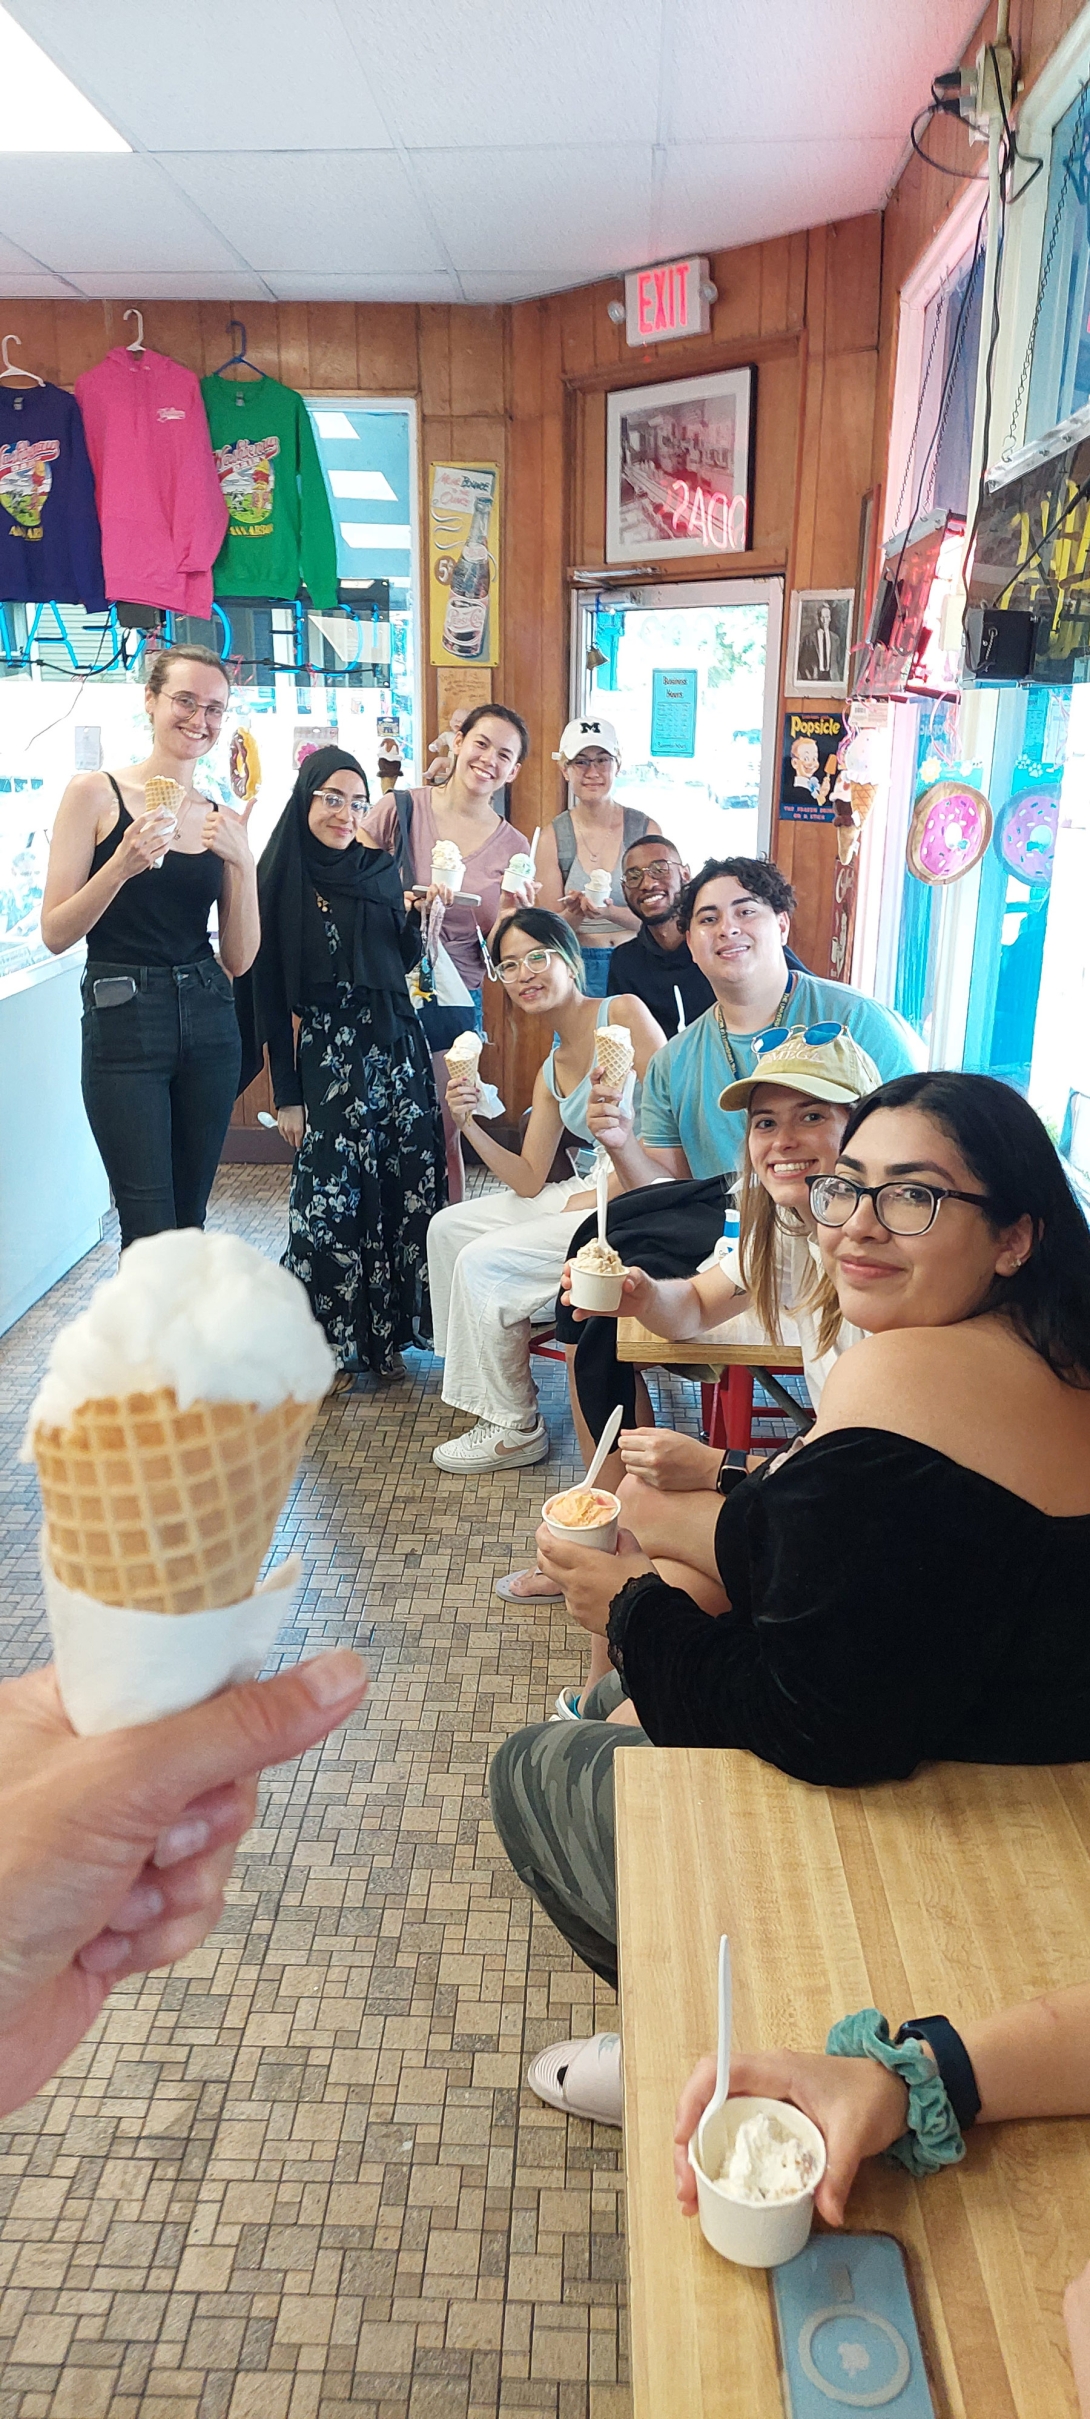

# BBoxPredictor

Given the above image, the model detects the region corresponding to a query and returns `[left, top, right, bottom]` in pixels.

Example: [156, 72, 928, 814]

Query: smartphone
[772, 2233, 934, 2415]
[91, 975, 137, 1009]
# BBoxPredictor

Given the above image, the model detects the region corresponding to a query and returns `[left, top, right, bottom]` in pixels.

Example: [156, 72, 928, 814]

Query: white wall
[0, 954, 109, 1337]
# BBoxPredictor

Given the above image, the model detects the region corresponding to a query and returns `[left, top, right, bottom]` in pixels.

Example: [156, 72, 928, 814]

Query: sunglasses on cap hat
[750, 1020, 846, 1057]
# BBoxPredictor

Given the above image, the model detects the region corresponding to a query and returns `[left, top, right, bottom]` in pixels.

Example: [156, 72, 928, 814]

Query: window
[1025, 80, 1090, 438]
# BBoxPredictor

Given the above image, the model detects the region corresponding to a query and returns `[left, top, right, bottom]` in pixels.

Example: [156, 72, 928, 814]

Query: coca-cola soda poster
[605, 367, 754, 563]
[429, 463, 500, 667]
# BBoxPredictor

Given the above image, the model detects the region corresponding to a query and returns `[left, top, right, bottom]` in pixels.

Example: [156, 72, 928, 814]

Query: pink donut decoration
[996, 785, 1059, 888]
[907, 780, 993, 885]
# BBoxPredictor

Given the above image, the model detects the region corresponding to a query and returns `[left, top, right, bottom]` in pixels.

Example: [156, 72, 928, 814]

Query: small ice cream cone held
[142, 775, 185, 868]
[593, 1024, 635, 1090]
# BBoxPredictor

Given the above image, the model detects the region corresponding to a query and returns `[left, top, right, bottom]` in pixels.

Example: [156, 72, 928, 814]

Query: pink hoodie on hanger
[75, 348, 227, 616]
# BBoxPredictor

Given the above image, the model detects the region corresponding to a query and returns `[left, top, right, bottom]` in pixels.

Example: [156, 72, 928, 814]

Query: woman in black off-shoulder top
[490, 1074, 1090, 1994]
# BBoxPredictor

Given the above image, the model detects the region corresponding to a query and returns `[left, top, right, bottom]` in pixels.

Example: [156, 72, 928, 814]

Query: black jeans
[81, 959, 242, 1250]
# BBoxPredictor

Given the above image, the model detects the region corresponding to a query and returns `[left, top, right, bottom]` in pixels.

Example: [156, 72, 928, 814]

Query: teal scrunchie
[825, 2007, 966, 2178]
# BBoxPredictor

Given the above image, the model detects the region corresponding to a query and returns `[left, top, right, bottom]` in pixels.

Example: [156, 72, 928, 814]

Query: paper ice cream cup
[570, 1265, 627, 1313]
[42, 1540, 304, 1735]
[689, 2097, 826, 2268]
[542, 1489, 620, 1555]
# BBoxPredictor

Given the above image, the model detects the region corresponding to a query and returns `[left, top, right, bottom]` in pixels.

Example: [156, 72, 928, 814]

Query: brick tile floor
[0, 1168, 706, 2419]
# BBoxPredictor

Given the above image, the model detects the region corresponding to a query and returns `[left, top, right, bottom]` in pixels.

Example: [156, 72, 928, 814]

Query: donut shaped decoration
[995, 784, 1059, 890]
[906, 779, 993, 885]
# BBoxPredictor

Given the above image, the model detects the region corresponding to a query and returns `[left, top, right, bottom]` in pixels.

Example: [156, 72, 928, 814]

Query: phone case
[772, 2233, 934, 2415]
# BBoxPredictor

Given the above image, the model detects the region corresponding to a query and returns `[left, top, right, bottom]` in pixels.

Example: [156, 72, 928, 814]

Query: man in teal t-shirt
[555, 855, 923, 1449]
[598, 857, 920, 1188]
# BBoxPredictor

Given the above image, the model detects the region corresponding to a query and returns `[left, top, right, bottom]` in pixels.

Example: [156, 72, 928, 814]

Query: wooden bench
[616, 1314, 806, 1451]
[614, 1748, 1090, 2416]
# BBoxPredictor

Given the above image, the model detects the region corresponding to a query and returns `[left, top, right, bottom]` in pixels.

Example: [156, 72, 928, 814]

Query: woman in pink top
[362, 704, 537, 1200]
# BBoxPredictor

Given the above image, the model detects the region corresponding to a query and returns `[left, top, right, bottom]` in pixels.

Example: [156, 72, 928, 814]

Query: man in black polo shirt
[608, 835, 807, 1034]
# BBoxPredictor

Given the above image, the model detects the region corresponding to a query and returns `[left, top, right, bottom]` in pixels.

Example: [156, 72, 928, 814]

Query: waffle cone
[33, 1388, 317, 1614]
[849, 781, 878, 823]
[144, 777, 185, 817]
[595, 1027, 634, 1087]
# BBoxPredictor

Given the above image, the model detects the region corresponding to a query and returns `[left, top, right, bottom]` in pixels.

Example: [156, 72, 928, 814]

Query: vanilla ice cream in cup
[570, 1237, 628, 1313]
[542, 1484, 620, 1555]
[689, 2096, 826, 2267]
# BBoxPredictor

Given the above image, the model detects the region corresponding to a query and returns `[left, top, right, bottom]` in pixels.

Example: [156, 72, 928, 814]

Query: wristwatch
[895, 2015, 981, 2128]
[715, 1449, 749, 1497]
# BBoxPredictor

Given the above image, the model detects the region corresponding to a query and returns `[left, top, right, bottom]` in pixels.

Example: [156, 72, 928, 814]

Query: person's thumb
[84, 1651, 368, 1836]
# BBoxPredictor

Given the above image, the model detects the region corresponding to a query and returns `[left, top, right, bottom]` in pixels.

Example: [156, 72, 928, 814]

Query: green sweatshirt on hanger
[200, 373, 338, 607]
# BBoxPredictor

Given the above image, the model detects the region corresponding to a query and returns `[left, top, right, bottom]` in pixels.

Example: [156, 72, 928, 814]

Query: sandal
[494, 1566, 564, 1603]
[549, 1688, 582, 1721]
[526, 2032, 623, 2126]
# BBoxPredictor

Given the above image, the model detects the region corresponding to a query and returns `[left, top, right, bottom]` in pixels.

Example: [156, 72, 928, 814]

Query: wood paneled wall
[3, 230, 883, 1111]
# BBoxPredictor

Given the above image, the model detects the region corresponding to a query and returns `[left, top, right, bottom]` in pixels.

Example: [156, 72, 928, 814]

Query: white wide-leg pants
[427, 1181, 590, 1427]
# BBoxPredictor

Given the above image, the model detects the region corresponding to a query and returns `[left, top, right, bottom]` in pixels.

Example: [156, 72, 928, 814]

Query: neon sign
[625, 257, 711, 347]
[668, 480, 748, 551]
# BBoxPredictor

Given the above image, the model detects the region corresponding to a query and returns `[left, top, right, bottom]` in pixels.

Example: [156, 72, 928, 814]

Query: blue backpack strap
[553, 807, 576, 884]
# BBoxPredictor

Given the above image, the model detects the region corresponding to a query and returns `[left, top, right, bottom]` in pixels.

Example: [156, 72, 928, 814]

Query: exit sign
[625, 257, 711, 346]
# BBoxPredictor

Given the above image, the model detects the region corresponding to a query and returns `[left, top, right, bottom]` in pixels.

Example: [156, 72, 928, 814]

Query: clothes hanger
[0, 334, 45, 387]
[123, 307, 145, 356]
[212, 319, 266, 399]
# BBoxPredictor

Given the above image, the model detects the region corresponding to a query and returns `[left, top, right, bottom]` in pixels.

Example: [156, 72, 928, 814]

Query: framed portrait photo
[605, 366, 755, 564]
[787, 588, 855, 697]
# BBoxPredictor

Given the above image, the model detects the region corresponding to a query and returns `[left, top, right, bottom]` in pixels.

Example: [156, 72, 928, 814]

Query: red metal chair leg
[725, 1367, 755, 1453]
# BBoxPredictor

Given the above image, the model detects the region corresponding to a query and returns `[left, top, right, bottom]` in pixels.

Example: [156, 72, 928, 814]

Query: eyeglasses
[164, 690, 226, 726]
[312, 787, 368, 811]
[621, 858, 679, 891]
[808, 1174, 995, 1235]
[496, 946, 557, 984]
[750, 1020, 845, 1058]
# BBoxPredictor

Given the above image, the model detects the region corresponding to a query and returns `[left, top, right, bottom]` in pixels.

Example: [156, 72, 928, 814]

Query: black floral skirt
[284, 994, 446, 1373]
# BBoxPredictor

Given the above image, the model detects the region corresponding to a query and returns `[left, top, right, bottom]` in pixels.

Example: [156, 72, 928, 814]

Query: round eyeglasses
[312, 787, 367, 811]
[496, 945, 557, 985]
[808, 1173, 995, 1236]
[621, 858, 679, 892]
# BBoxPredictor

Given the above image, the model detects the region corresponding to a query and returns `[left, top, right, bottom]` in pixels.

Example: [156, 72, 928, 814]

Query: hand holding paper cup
[24, 1231, 334, 1734]
[569, 1237, 628, 1312]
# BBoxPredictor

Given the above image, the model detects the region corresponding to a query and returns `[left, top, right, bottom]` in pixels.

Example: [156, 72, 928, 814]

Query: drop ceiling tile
[265, 271, 460, 302]
[662, 0, 984, 143]
[459, 272, 581, 301]
[351, 0, 663, 147]
[167, 152, 447, 276]
[409, 145, 655, 275]
[5, 0, 395, 149]
[657, 136, 906, 255]
[73, 271, 273, 300]
[0, 270, 80, 296]
[0, 156, 246, 274]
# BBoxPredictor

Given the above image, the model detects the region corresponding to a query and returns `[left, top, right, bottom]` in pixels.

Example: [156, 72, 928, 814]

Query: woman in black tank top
[40, 645, 259, 1249]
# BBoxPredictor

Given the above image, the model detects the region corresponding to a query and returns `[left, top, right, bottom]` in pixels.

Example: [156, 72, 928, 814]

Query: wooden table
[615, 1749, 1090, 2417]
[616, 1316, 805, 1449]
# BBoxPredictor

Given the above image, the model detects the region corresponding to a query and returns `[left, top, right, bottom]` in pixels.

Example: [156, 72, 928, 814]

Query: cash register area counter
[0, 950, 109, 1338]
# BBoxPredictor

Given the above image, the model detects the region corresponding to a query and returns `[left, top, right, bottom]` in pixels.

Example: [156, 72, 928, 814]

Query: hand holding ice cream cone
[25, 1231, 335, 1732]
[444, 1029, 484, 1126]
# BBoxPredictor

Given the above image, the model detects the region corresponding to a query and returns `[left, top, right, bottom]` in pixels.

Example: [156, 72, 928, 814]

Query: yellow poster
[429, 462, 500, 668]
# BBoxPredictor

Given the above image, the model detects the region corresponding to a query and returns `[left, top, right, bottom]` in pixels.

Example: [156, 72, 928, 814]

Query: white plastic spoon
[583, 1402, 624, 1492]
[529, 825, 540, 870]
[674, 983, 687, 1033]
[697, 1934, 732, 2168]
[596, 1157, 610, 1244]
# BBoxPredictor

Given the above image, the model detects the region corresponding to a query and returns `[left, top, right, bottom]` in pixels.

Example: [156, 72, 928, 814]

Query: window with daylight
[1025, 79, 1090, 439]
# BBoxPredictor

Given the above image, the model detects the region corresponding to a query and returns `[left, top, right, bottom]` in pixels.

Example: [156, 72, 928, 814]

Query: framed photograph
[605, 366, 755, 564]
[786, 588, 854, 696]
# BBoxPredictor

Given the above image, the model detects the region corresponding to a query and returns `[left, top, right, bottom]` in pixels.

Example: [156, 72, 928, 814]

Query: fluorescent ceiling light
[0, 5, 130, 150]
[314, 412, 358, 441]
[339, 523, 413, 549]
[329, 470, 397, 501]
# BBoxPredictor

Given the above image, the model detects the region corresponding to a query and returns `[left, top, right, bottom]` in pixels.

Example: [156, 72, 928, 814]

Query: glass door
[571, 577, 783, 864]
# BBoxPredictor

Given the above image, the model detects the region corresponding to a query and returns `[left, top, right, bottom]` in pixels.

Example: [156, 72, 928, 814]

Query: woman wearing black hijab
[248, 746, 444, 1379]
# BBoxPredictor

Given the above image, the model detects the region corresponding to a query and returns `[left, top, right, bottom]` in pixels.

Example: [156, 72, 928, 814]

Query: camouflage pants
[489, 1675, 649, 1988]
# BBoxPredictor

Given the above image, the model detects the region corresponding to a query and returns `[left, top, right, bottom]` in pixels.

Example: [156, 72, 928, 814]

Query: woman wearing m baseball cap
[534, 717, 662, 996]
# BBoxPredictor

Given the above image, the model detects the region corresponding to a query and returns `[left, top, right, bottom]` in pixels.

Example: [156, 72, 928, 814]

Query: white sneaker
[432, 1417, 549, 1473]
